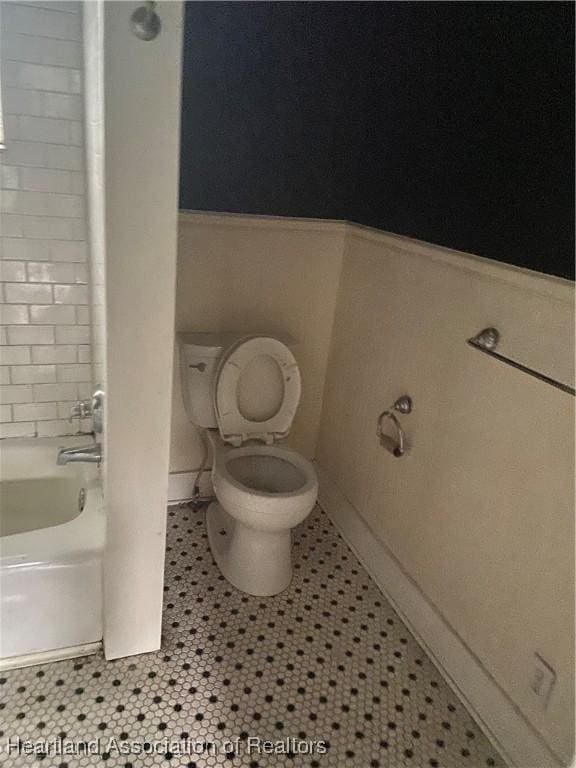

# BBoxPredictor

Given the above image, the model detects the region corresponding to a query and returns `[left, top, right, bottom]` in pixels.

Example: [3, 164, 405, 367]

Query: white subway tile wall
[0, 2, 93, 438]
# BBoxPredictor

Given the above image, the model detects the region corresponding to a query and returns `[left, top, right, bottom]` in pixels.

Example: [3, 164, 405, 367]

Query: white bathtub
[0, 437, 105, 664]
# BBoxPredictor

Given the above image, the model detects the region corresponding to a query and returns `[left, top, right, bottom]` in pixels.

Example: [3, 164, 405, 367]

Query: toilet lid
[214, 336, 301, 446]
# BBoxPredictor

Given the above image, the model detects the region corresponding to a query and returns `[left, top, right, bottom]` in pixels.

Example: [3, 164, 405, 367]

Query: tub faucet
[57, 443, 102, 465]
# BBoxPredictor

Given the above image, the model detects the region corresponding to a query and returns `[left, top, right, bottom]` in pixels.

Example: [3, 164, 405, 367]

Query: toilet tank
[178, 332, 242, 428]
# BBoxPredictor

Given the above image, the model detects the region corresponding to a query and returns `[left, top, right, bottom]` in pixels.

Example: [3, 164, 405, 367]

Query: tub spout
[57, 444, 102, 465]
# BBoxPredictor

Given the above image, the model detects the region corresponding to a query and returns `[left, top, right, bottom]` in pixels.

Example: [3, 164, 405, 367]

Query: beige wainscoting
[317, 224, 574, 764]
[171, 212, 345, 472]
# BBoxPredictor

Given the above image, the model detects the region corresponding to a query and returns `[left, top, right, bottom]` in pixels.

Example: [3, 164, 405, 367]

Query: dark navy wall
[180, 2, 574, 279]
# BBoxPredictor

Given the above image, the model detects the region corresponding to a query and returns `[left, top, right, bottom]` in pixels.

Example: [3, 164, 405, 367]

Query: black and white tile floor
[0, 504, 505, 768]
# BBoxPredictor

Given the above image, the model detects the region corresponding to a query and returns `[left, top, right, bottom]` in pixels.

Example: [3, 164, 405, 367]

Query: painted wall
[170, 213, 344, 473]
[0, 1, 93, 438]
[180, 2, 574, 279]
[103, 0, 183, 660]
[316, 226, 575, 762]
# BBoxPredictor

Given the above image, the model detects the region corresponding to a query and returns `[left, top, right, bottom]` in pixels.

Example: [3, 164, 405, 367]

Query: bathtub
[0, 437, 105, 665]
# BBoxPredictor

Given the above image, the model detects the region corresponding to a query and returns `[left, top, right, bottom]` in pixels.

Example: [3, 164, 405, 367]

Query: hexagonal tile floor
[0, 504, 505, 768]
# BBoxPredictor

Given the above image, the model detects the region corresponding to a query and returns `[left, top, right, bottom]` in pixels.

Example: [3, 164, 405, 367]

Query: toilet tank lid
[178, 332, 244, 356]
[178, 332, 296, 357]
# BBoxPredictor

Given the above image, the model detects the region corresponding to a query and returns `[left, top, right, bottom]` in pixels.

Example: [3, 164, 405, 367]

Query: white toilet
[179, 333, 318, 596]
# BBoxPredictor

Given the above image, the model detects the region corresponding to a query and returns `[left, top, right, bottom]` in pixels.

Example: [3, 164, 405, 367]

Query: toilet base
[206, 502, 293, 596]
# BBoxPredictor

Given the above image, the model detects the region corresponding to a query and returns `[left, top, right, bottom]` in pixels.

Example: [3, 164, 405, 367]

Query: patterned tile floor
[0, 504, 505, 768]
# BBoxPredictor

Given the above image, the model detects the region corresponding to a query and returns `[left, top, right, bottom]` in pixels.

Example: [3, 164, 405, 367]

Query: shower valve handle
[69, 400, 92, 421]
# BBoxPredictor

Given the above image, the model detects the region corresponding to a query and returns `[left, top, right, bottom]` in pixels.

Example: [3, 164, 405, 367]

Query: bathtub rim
[0, 641, 102, 672]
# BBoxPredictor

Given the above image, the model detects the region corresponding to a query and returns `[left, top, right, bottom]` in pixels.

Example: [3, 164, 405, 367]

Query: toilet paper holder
[377, 395, 413, 457]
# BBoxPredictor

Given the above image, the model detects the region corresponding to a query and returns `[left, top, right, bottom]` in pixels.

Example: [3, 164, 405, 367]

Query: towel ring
[376, 395, 413, 457]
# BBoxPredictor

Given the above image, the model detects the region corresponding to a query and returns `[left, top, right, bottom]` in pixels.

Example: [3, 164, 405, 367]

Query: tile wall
[0, 1, 93, 438]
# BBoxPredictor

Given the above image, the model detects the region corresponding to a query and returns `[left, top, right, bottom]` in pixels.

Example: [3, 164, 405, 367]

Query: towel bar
[467, 328, 575, 397]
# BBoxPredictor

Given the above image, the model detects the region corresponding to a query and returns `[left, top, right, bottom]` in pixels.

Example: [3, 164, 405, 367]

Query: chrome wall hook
[392, 395, 412, 414]
[376, 395, 413, 457]
[131, 1, 161, 41]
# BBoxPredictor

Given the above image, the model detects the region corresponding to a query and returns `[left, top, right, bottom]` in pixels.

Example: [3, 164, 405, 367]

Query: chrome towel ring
[377, 395, 413, 457]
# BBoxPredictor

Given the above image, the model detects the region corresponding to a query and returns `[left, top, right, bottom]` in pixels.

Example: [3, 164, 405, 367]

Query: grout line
[3, 87, 82, 98]
[0, 189, 85, 198]
[0, 169, 85, 176]
[2, 30, 81, 43]
[1, 214, 85, 220]
[6, 1, 80, 12]
[4, 114, 83, 125]
[1, 84, 81, 96]
[0, 139, 84, 149]
[4, 60, 81, 72]
[1, 166, 84, 176]
[2, 111, 83, 121]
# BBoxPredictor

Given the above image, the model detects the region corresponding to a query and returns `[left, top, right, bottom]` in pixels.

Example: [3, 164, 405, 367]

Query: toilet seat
[214, 336, 301, 446]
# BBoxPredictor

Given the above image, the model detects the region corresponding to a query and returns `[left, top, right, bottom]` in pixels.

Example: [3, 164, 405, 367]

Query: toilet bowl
[207, 435, 318, 595]
[178, 333, 319, 596]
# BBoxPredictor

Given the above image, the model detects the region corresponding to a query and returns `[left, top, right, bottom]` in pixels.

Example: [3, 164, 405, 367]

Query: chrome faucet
[69, 399, 93, 420]
[57, 389, 105, 466]
[67, 389, 105, 433]
[57, 443, 102, 465]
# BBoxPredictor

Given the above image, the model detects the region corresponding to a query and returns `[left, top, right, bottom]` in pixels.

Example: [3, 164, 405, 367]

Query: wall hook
[392, 395, 412, 414]
[131, 1, 161, 41]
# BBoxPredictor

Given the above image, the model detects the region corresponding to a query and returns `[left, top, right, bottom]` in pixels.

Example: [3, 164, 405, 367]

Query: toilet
[179, 333, 318, 596]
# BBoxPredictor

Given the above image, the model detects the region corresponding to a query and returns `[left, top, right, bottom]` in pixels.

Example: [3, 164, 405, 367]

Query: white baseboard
[168, 469, 213, 503]
[316, 463, 563, 768]
[0, 642, 102, 672]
